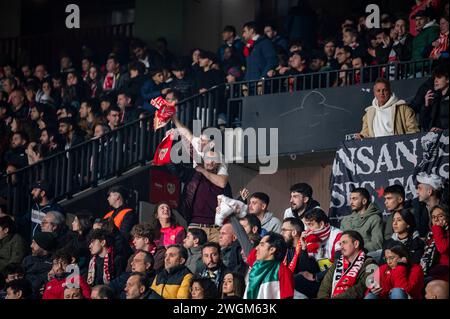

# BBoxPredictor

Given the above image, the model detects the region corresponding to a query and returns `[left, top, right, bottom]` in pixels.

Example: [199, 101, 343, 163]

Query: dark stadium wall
[0, 0, 21, 38]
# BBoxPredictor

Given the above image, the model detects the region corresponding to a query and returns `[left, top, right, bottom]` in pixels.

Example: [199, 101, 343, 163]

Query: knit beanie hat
[33, 232, 57, 252]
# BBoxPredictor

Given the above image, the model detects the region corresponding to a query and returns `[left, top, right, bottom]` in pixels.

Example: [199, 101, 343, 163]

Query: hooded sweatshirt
[361, 93, 419, 138]
[340, 203, 384, 252]
[261, 212, 282, 233]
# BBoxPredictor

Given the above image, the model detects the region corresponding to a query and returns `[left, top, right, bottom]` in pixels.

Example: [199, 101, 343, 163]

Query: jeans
[365, 288, 408, 299]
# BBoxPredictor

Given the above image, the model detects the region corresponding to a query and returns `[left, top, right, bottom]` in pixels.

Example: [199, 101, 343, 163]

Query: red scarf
[243, 39, 255, 57]
[304, 224, 331, 254]
[87, 247, 115, 285]
[103, 73, 115, 91]
[332, 250, 366, 297]
[283, 239, 302, 273]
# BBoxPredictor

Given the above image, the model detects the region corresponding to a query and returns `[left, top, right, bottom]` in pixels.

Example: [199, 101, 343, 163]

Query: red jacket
[42, 275, 91, 299]
[372, 263, 424, 299]
[431, 225, 449, 266]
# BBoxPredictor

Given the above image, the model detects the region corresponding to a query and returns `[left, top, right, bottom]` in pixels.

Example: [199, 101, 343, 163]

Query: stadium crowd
[0, 0, 449, 300]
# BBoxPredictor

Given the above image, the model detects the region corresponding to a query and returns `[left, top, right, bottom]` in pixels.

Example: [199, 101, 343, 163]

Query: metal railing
[4, 114, 152, 216]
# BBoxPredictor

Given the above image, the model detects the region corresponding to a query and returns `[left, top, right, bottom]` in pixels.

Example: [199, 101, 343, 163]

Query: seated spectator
[383, 209, 425, 264]
[29, 180, 62, 240]
[238, 214, 262, 244]
[22, 232, 56, 296]
[429, 15, 449, 59]
[246, 192, 281, 233]
[280, 217, 321, 299]
[421, 205, 449, 281]
[318, 231, 375, 299]
[218, 25, 244, 63]
[101, 54, 129, 94]
[197, 242, 226, 289]
[383, 185, 407, 240]
[219, 223, 245, 274]
[412, 9, 440, 60]
[340, 187, 384, 252]
[365, 242, 424, 299]
[264, 23, 289, 54]
[91, 284, 114, 299]
[152, 202, 185, 248]
[124, 272, 154, 299]
[183, 228, 207, 274]
[131, 38, 163, 71]
[130, 223, 165, 272]
[357, 78, 419, 139]
[284, 183, 321, 223]
[170, 61, 194, 100]
[58, 117, 86, 150]
[4, 278, 32, 299]
[242, 21, 278, 81]
[41, 211, 74, 251]
[109, 250, 155, 299]
[106, 105, 121, 131]
[421, 63, 449, 131]
[416, 172, 445, 235]
[87, 229, 125, 286]
[62, 71, 88, 109]
[195, 50, 225, 94]
[3, 131, 28, 169]
[116, 90, 138, 124]
[81, 56, 93, 81]
[93, 123, 111, 139]
[70, 211, 94, 274]
[221, 271, 245, 299]
[374, 28, 393, 64]
[342, 28, 366, 59]
[78, 99, 102, 138]
[39, 127, 62, 156]
[2, 263, 25, 284]
[189, 276, 219, 299]
[63, 286, 84, 299]
[9, 89, 29, 120]
[151, 244, 193, 299]
[322, 38, 339, 70]
[389, 18, 413, 62]
[42, 249, 90, 299]
[334, 45, 352, 69]
[86, 65, 103, 98]
[425, 279, 449, 299]
[0, 215, 26, 273]
[244, 232, 294, 299]
[303, 208, 342, 268]
[309, 50, 332, 72]
[141, 68, 170, 112]
[103, 185, 138, 241]
[155, 37, 176, 69]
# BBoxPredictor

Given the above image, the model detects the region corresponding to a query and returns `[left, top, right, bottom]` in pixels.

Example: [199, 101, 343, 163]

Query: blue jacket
[244, 37, 277, 81]
[140, 80, 168, 113]
[218, 38, 245, 62]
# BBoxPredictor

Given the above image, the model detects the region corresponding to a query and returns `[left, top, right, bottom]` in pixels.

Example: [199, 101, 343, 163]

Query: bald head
[425, 280, 449, 299]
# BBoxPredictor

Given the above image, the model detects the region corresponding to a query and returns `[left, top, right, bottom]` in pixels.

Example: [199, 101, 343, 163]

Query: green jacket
[412, 21, 440, 60]
[317, 256, 375, 299]
[384, 213, 394, 241]
[340, 203, 384, 252]
[0, 233, 26, 273]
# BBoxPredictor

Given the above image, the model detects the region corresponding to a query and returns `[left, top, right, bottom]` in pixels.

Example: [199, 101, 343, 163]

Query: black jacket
[383, 233, 425, 264]
[22, 254, 53, 297]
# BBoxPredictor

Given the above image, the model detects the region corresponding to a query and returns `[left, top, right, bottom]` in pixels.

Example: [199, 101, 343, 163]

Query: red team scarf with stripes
[243, 39, 255, 57]
[430, 32, 449, 60]
[331, 250, 366, 297]
[304, 224, 331, 254]
[151, 96, 176, 131]
[87, 247, 115, 285]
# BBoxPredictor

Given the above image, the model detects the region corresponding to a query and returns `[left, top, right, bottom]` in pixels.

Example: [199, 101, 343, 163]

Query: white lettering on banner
[365, 4, 380, 29]
[374, 144, 396, 173]
[355, 146, 375, 175]
[330, 131, 449, 216]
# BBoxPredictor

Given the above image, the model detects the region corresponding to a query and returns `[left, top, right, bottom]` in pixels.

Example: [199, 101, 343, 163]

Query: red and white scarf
[283, 239, 302, 273]
[331, 250, 366, 297]
[87, 247, 114, 285]
[304, 224, 331, 254]
[430, 32, 449, 60]
[102, 72, 116, 91]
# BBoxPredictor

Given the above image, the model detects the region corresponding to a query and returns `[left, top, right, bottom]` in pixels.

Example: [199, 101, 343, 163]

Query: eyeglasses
[281, 228, 294, 232]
